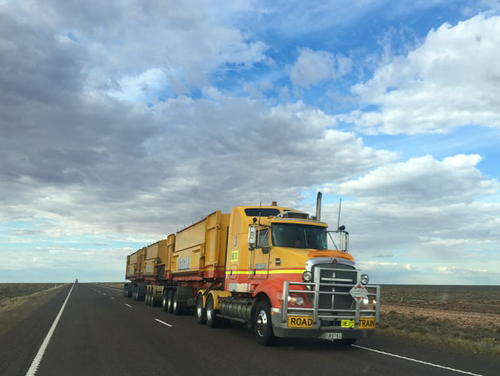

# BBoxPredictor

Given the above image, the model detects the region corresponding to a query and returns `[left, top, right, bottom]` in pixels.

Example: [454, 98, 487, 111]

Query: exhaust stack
[316, 192, 322, 221]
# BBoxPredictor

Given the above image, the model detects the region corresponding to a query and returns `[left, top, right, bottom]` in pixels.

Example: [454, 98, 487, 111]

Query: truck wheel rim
[206, 298, 213, 321]
[256, 309, 268, 337]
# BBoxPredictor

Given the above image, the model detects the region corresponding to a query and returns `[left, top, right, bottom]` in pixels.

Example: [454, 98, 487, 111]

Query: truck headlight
[295, 296, 305, 306]
[288, 295, 305, 306]
[303, 271, 313, 282]
[361, 274, 369, 285]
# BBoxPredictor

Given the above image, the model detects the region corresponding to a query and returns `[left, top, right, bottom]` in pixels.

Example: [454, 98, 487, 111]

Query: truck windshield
[272, 223, 328, 250]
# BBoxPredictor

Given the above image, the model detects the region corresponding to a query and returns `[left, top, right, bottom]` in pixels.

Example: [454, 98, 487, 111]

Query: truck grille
[281, 265, 379, 326]
[313, 263, 357, 311]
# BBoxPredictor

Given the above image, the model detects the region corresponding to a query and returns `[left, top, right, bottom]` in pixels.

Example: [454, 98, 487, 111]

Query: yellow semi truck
[125, 193, 379, 345]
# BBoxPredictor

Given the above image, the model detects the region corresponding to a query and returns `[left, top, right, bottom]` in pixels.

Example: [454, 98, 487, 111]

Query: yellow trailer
[170, 211, 229, 280]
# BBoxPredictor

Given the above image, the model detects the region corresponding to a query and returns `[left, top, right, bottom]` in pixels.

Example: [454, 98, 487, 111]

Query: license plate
[321, 332, 343, 341]
[359, 318, 376, 329]
[287, 316, 313, 328]
[341, 320, 355, 328]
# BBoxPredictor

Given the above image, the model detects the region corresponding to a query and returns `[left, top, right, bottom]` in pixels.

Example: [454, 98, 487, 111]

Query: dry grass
[0, 283, 67, 336]
[378, 285, 500, 356]
[95, 283, 124, 290]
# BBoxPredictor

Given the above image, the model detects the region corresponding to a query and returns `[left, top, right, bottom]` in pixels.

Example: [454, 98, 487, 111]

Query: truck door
[249, 228, 270, 280]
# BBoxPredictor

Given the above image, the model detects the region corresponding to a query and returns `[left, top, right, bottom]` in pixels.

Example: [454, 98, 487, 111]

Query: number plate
[359, 318, 376, 329]
[287, 316, 313, 328]
[341, 319, 355, 328]
[321, 332, 343, 341]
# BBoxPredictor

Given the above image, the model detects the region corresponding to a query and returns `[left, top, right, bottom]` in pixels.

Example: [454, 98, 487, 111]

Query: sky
[1, 0, 499, 285]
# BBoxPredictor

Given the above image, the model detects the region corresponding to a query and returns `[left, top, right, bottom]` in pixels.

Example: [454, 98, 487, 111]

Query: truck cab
[219, 204, 379, 345]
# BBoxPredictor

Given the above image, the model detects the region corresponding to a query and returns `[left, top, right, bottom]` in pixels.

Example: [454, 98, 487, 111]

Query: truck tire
[195, 294, 206, 324]
[206, 295, 221, 328]
[162, 290, 168, 311]
[148, 288, 154, 306]
[173, 290, 183, 315]
[137, 284, 146, 302]
[167, 290, 174, 313]
[151, 290, 160, 307]
[132, 285, 137, 301]
[254, 300, 276, 346]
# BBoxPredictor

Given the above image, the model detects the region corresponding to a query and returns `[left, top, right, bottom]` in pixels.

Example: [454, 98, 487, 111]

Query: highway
[0, 283, 498, 376]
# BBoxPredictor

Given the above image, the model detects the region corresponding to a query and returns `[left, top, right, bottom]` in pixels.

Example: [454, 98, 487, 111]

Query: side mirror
[248, 227, 256, 251]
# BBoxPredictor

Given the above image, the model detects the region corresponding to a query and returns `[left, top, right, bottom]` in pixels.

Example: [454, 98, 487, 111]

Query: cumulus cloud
[347, 14, 500, 135]
[320, 153, 500, 284]
[327, 154, 499, 204]
[0, 0, 268, 105]
[1, 1, 499, 284]
[0, 90, 398, 240]
[290, 48, 352, 88]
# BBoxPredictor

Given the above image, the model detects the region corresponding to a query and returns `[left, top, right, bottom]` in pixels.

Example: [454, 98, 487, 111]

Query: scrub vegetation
[0, 283, 66, 336]
[379, 285, 500, 356]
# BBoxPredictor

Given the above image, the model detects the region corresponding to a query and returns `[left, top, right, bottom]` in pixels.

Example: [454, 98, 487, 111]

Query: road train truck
[124, 194, 379, 346]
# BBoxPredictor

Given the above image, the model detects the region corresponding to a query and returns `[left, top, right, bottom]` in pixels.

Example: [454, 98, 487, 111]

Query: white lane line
[95, 285, 123, 291]
[125, 304, 132, 308]
[155, 319, 173, 328]
[111, 297, 115, 300]
[25, 284, 74, 376]
[353, 345, 483, 376]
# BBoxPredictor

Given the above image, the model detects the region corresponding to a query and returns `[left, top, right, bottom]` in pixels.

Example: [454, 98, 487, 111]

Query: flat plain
[0, 283, 66, 336]
[379, 285, 500, 356]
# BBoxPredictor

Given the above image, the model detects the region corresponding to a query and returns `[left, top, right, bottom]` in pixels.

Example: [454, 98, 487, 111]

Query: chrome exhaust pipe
[316, 192, 322, 221]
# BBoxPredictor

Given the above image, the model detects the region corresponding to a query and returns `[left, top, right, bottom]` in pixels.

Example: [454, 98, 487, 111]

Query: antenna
[258, 199, 262, 227]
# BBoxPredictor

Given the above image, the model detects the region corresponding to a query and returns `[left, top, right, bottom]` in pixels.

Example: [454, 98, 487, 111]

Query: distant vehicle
[75, 279, 78, 284]
[124, 193, 379, 346]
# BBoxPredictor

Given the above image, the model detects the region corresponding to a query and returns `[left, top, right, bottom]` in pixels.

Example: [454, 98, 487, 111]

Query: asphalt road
[1, 283, 498, 376]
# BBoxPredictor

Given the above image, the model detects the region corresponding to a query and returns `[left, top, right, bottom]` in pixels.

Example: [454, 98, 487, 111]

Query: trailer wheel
[151, 290, 159, 307]
[149, 288, 154, 306]
[125, 284, 132, 298]
[167, 290, 174, 313]
[173, 290, 183, 315]
[254, 300, 276, 346]
[161, 290, 168, 311]
[195, 294, 206, 324]
[132, 285, 137, 301]
[206, 295, 221, 328]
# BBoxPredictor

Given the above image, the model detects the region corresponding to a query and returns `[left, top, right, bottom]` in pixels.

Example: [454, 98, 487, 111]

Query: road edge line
[352, 345, 484, 376]
[25, 284, 74, 376]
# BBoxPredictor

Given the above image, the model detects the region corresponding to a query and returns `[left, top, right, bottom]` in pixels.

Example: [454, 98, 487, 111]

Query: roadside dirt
[381, 303, 500, 330]
[0, 285, 66, 337]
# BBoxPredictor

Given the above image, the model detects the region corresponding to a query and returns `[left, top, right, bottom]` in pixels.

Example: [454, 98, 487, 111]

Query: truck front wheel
[254, 300, 276, 346]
